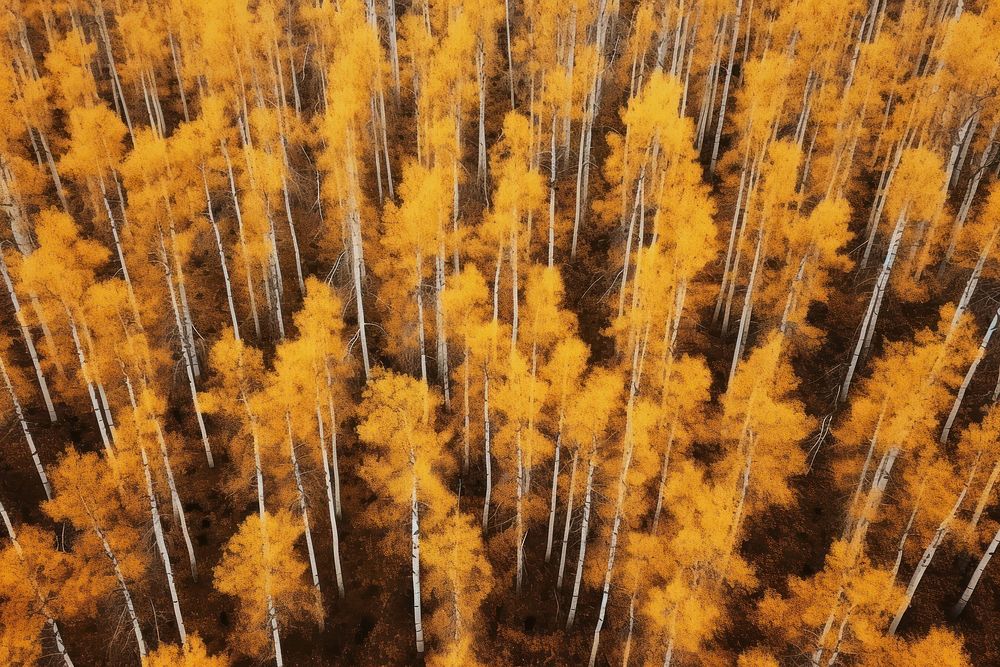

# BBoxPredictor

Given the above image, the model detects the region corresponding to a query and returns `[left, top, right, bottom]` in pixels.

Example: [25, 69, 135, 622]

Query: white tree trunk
[842, 206, 908, 400]
[709, 0, 744, 173]
[953, 520, 1000, 617]
[942, 305, 1000, 443]
[249, 416, 283, 666]
[410, 471, 425, 653]
[557, 448, 579, 590]
[0, 354, 51, 499]
[889, 483, 969, 634]
[139, 444, 187, 646]
[316, 405, 344, 597]
[545, 429, 562, 562]
[0, 251, 56, 422]
[152, 419, 198, 580]
[286, 415, 323, 621]
[0, 499, 75, 667]
[566, 453, 595, 629]
[221, 140, 261, 339]
[66, 311, 114, 458]
[203, 171, 241, 339]
[483, 365, 493, 533]
[91, 513, 146, 657]
[160, 234, 214, 467]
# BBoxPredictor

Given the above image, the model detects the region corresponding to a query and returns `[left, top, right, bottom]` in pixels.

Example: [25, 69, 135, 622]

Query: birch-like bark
[889, 481, 970, 634]
[248, 412, 283, 666]
[286, 414, 323, 621]
[0, 354, 51, 499]
[545, 427, 563, 562]
[942, 305, 1000, 443]
[66, 310, 114, 458]
[139, 443, 187, 646]
[160, 233, 213, 467]
[90, 510, 146, 657]
[566, 450, 595, 629]
[316, 404, 344, 596]
[557, 447, 579, 590]
[411, 467, 426, 653]
[151, 418, 198, 580]
[483, 365, 493, 533]
[952, 520, 1000, 617]
[709, 0, 744, 173]
[841, 206, 908, 400]
[221, 139, 262, 339]
[202, 170, 241, 339]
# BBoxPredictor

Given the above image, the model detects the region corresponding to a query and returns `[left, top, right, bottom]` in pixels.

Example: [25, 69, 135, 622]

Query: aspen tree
[213, 510, 320, 663]
[201, 332, 289, 664]
[17, 210, 118, 455]
[421, 505, 492, 664]
[379, 160, 451, 385]
[285, 277, 352, 595]
[114, 402, 189, 648]
[316, 0, 382, 380]
[641, 461, 747, 664]
[759, 540, 905, 665]
[717, 332, 814, 556]
[0, 505, 76, 667]
[492, 345, 548, 593]
[357, 370, 454, 654]
[562, 368, 622, 629]
[442, 265, 492, 473]
[480, 112, 545, 349]
[44, 449, 149, 659]
[0, 251, 56, 421]
[1, 27, 68, 217]
[540, 336, 589, 562]
[842, 148, 948, 399]
[0, 335, 52, 498]
[265, 365, 325, 621]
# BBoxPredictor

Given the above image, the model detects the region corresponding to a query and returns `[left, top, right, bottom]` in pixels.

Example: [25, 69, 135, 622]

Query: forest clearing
[1, 0, 1000, 665]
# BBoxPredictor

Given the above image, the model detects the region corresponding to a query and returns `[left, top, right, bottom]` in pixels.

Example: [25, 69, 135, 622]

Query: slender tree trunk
[151, 419, 198, 580]
[566, 451, 596, 629]
[0, 215, 54, 428]
[545, 427, 563, 562]
[325, 374, 343, 518]
[504, 0, 515, 109]
[249, 414, 283, 666]
[557, 447, 579, 590]
[0, 355, 51, 499]
[952, 520, 1000, 617]
[889, 482, 969, 634]
[842, 206, 908, 400]
[202, 171, 241, 339]
[463, 344, 471, 472]
[411, 469, 426, 653]
[516, 429, 525, 593]
[160, 233, 214, 467]
[483, 365, 493, 533]
[139, 444, 187, 646]
[66, 311, 114, 458]
[222, 140, 262, 339]
[316, 404, 344, 597]
[286, 414, 323, 622]
[709, 0, 743, 173]
[90, 512, 146, 657]
[728, 226, 765, 385]
[942, 305, 1000, 443]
